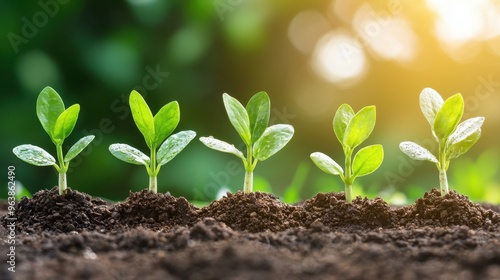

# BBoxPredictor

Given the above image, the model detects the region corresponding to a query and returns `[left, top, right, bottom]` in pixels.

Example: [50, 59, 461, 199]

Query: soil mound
[403, 188, 500, 229]
[199, 191, 304, 232]
[110, 190, 199, 230]
[302, 192, 396, 230]
[5, 187, 110, 233]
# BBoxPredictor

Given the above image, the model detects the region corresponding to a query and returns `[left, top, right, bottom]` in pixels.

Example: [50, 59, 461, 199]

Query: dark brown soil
[1, 187, 499, 280]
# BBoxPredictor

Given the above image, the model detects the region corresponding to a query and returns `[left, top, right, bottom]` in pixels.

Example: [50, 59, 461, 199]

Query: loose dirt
[1, 187, 499, 280]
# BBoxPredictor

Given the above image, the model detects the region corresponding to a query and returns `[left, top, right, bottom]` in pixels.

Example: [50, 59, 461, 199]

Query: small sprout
[400, 88, 484, 195]
[200, 91, 294, 193]
[310, 104, 384, 203]
[12, 86, 95, 195]
[109, 90, 196, 193]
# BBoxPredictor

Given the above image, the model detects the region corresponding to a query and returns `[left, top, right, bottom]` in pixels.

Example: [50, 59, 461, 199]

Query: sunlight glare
[426, 0, 485, 44]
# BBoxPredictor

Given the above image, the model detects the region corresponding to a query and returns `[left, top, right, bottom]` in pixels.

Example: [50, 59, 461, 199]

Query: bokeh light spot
[16, 50, 60, 94]
[311, 31, 367, 86]
[288, 10, 330, 54]
[427, 0, 484, 44]
[353, 4, 418, 63]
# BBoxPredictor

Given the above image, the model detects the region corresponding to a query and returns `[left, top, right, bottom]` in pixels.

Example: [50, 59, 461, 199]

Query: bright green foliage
[12, 86, 95, 195]
[310, 104, 384, 202]
[109, 90, 196, 193]
[400, 88, 484, 196]
[199, 91, 294, 193]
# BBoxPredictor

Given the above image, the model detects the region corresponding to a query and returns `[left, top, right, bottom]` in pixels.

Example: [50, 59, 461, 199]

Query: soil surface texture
[1, 187, 499, 280]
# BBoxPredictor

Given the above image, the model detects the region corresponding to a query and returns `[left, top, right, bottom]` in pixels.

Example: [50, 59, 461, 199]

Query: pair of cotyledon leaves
[400, 88, 484, 164]
[310, 104, 384, 180]
[13, 87, 95, 167]
[200, 92, 294, 164]
[109, 91, 196, 169]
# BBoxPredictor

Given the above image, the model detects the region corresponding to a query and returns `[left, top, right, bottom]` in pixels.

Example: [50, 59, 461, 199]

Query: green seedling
[310, 104, 384, 203]
[199, 91, 294, 193]
[399, 88, 484, 196]
[12, 86, 95, 195]
[109, 90, 196, 193]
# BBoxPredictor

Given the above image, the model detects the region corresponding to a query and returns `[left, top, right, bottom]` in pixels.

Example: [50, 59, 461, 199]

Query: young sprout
[399, 88, 484, 196]
[12, 86, 95, 195]
[109, 90, 196, 193]
[199, 92, 294, 193]
[310, 104, 384, 203]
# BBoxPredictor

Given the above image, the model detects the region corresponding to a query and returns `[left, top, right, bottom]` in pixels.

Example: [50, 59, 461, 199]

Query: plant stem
[149, 175, 157, 193]
[149, 148, 157, 193]
[344, 147, 353, 203]
[345, 183, 353, 203]
[243, 145, 254, 193]
[56, 144, 67, 195]
[244, 170, 253, 193]
[439, 168, 448, 196]
[438, 141, 449, 196]
[58, 172, 67, 195]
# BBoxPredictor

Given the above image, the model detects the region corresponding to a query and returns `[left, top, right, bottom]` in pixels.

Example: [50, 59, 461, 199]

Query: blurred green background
[1, 0, 499, 204]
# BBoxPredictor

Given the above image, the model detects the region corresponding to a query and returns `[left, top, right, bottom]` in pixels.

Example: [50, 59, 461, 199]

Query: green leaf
[447, 129, 481, 160]
[246, 91, 270, 142]
[253, 124, 294, 161]
[419, 88, 444, 127]
[352, 144, 384, 177]
[109, 143, 150, 165]
[153, 101, 180, 148]
[433, 93, 464, 140]
[399, 141, 438, 163]
[223, 93, 251, 146]
[13, 144, 56, 166]
[65, 135, 95, 162]
[199, 136, 246, 161]
[310, 152, 343, 176]
[36, 86, 65, 138]
[448, 117, 484, 146]
[343, 106, 376, 149]
[157, 130, 196, 166]
[52, 104, 80, 144]
[333, 104, 355, 145]
[129, 90, 155, 149]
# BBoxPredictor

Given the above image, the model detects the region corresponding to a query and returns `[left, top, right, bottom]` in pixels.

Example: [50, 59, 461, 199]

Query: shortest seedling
[109, 90, 196, 193]
[200, 91, 294, 193]
[310, 104, 384, 203]
[13, 86, 95, 195]
[400, 88, 484, 195]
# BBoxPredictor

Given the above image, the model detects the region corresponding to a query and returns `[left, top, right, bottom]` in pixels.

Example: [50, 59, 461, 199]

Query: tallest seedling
[310, 104, 384, 202]
[200, 92, 294, 193]
[400, 88, 485, 195]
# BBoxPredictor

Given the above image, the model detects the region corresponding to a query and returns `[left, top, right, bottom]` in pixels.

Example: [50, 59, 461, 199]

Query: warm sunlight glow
[427, 0, 500, 43]
[311, 31, 367, 86]
[427, 0, 484, 44]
